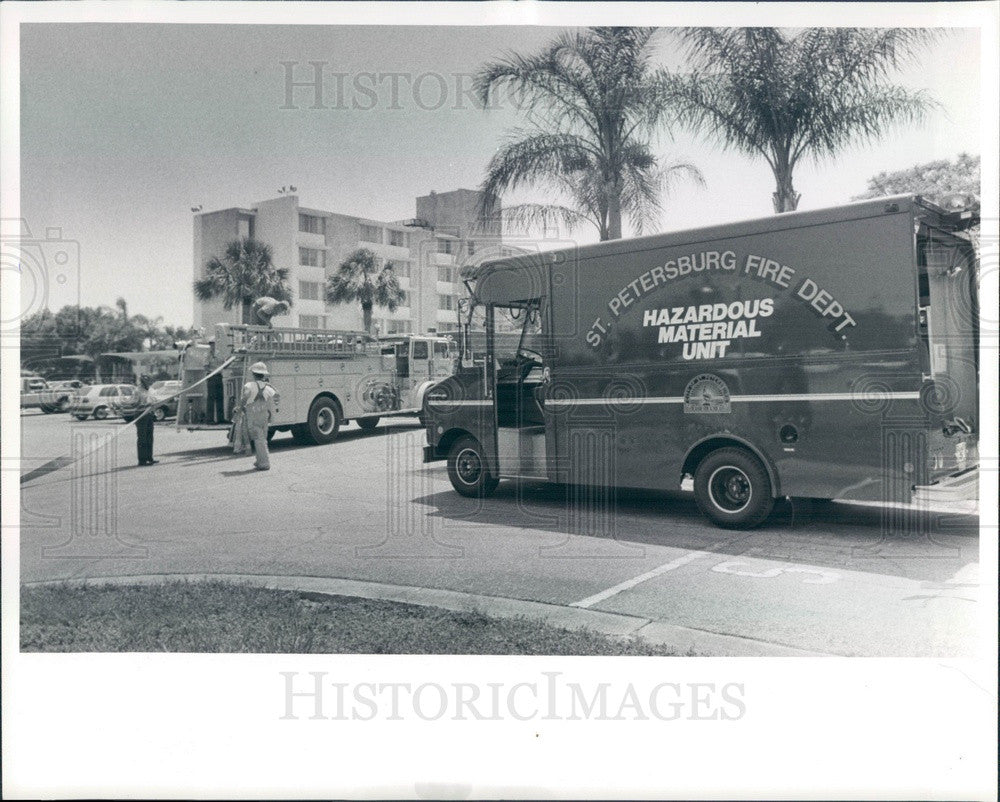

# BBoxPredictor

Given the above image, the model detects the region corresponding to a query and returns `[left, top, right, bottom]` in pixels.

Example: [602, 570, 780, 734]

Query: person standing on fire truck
[241, 361, 277, 471]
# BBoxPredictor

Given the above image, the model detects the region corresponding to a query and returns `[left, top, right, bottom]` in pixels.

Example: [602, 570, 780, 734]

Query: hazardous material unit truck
[422, 195, 979, 529]
[178, 324, 456, 443]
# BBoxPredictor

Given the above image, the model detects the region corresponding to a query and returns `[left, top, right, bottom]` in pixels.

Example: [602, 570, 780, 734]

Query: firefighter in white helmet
[240, 361, 277, 470]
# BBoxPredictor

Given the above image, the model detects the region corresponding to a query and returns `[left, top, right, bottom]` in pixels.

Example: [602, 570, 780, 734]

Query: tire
[74, 414, 89, 421]
[41, 405, 56, 414]
[693, 447, 774, 529]
[93, 406, 109, 420]
[153, 406, 167, 422]
[447, 435, 499, 498]
[306, 397, 341, 445]
[357, 417, 379, 431]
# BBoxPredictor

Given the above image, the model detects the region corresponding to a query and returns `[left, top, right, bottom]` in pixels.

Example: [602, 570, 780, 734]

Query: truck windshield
[495, 301, 542, 364]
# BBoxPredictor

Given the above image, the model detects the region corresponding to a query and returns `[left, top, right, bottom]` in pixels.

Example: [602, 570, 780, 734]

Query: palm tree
[325, 248, 405, 334]
[193, 238, 292, 324]
[475, 27, 703, 241]
[663, 28, 939, 212]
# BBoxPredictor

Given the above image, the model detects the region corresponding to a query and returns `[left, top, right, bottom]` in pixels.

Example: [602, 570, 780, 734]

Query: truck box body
[423, 196, 979, 524]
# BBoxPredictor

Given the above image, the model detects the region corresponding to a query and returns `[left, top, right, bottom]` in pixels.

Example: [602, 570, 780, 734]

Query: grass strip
[21, 580, 682, 655]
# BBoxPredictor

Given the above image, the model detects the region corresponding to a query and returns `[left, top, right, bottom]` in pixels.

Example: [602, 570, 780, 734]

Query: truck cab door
[410, 339, 430, 389]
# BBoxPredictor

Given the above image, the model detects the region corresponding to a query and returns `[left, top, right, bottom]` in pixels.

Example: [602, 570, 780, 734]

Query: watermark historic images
[280, 672, 747, 722]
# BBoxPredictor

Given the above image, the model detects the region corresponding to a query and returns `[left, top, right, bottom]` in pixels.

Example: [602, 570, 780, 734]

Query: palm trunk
[362, 303, 373, 334]
[241, 302, 253, 325]
[606, 191, 623, 240]
[772, 166, 801, 213]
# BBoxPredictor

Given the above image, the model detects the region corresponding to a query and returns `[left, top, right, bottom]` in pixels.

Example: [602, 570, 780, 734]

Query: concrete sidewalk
[24, 572, 832, 657]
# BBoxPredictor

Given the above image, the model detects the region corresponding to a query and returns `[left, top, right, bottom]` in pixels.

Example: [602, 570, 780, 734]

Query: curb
[24, 572, 833, 657]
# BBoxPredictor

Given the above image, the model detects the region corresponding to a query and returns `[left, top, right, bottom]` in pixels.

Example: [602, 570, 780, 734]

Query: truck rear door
[918, 226, 979, 478]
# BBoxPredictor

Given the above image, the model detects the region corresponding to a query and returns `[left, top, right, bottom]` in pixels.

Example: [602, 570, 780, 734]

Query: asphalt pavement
[16, 410, 982, 656]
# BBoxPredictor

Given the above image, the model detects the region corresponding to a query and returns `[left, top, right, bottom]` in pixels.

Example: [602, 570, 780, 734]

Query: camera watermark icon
[1, 218, 81, 337]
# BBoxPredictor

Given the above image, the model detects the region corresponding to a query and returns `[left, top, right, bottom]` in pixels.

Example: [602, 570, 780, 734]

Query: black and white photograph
[2, 1, 997, 799]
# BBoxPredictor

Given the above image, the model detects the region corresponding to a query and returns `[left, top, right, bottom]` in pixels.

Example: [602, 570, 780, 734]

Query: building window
[360, 224, 382, 244]
[388, 229, 406, 248]
[438, 294, 455, 311]
[398, 291, 411, 307]
[299, 247, 324, 268]
[378, 318, 412, 335]
[387, 260, 410, 279]
[299, 280, 321, 301]
[238, 218, 251, 239]
[466, 240, 476, 256]
[436, 238, 455, 255]
[299, 214, 325, 235]
[437, 266, 456, 283]
[299, 314, 325, 329]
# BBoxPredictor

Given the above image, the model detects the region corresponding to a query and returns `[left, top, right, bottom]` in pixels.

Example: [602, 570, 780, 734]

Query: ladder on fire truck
[220, 324, 379, 358]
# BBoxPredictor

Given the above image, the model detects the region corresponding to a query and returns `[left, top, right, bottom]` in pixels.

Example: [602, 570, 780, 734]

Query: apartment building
[192, 189, 500, 336]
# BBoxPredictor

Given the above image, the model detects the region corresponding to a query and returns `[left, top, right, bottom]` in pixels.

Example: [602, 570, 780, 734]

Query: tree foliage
[325, 248, 405, 334]
[854, 152, 980, 208]
[20, 303, 198, 372]
[193, 238, 292, 324]
[662, 28, 939, 212]
[476, 27, 703, 240]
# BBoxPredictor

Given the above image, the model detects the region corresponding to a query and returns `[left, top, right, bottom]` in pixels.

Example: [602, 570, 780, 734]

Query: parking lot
[17, 409, 981, 656]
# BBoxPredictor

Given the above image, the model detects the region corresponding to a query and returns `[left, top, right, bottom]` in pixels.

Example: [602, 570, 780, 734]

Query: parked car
[39, 379, 89, 413]
[69, 384, 136, 420]
[148, 380, 182, 421]
[20, 375, 51, 411]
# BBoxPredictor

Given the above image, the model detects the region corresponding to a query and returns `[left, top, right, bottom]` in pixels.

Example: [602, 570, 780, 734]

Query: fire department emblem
[683, 374, 731, 414]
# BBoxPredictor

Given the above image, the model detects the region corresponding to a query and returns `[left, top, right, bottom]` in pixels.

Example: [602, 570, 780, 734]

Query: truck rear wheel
[306, 397, 341, 445]
[357, 417, 379, 431]
[447, 436, 499, 498]
[694, 447, 774, 529]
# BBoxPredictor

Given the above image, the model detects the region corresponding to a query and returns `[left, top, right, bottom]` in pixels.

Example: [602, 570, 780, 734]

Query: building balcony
[296, 231, 327, 249]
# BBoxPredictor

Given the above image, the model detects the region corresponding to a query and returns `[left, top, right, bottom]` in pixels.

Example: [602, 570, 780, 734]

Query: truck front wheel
[694, 447, 774, 529]
[447, 436, 499, 498]
[306, 397, 341, 445]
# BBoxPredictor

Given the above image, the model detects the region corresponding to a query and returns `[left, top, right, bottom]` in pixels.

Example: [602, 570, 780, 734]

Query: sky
[20, 23, 983, 327]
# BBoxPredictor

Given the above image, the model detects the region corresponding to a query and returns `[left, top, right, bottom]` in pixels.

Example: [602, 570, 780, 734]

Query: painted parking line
[570, 550, 714, 609]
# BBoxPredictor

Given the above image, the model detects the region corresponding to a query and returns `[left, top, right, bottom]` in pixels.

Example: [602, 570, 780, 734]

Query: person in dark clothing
[136, 374, 157, 466]
[207, 372, 225, 424]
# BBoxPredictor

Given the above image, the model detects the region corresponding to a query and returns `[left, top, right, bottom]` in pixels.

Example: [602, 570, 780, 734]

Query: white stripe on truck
[545, 391, 920, 406]
[429, 392, 921, 408]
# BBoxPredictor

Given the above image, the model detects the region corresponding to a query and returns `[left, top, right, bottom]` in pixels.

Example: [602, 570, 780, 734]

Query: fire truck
[422, 195, 980, 529]
[177, 324, 457, 443]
